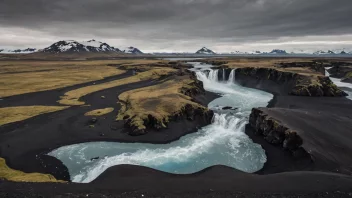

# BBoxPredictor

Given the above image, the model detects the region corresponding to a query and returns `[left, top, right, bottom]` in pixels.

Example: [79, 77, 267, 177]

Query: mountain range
[0, 39, 144, 54]
[0, 48, 37, 54]
[195, 47, 352, 55]
[1, 40, 352, 55]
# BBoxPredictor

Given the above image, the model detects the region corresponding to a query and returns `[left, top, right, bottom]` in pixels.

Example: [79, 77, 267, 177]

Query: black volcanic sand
[1, 166, 352, 197]
[263, 96, 352, 174]
[247, 95, 352, 176]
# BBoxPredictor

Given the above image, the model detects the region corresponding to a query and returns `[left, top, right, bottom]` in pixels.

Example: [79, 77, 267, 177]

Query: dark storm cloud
[0, 0, 351, 51]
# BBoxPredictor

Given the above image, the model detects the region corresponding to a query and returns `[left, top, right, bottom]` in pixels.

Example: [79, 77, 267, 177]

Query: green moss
[273, 120, 280, 129]
[345, 72, 352, 78]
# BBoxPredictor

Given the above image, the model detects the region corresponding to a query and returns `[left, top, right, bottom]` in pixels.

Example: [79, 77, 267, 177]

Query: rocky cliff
[249, 108, 309, 159]
[217, 67, 346, 97]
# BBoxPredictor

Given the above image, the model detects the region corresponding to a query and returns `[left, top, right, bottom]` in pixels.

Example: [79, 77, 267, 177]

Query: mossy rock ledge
[124, 104, 214, 136]
[121, 76, 213, 136]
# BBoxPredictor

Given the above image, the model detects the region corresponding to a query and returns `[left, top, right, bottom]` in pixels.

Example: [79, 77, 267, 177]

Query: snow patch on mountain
[269, 49, 287, 54]
[42, 40, 120, 53]
[196, 47, 216, 54]
[0, 48, 37, 54]
[121, 46, 143, 54]
[80, 39, 103, 48]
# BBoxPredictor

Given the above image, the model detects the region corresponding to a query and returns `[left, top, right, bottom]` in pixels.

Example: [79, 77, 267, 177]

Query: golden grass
[58, 67, 176, 106]
[0, 106, 69, 126]
[85, 107, 114, 116]
[0, 158, 64, 183]
[117, 76, 203, 130]
[0, 59, 166, 97]
[346, 71, 352, 78]
[211, 58, 326, 76]
[0, 62, 124, 97]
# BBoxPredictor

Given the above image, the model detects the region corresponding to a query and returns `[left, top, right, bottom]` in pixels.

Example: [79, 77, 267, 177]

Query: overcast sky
[1, 0, 352, 52]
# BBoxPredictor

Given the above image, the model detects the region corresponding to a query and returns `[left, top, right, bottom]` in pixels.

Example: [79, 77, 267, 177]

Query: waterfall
[227, 69, 236, 84]
[208, 69, 219, 82]
[197, 69, 219, 83]
[222, 69, 225, 81]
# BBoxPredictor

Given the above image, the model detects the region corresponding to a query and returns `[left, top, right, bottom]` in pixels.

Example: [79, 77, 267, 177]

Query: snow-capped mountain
[42, 40, 120, 53]
[230, 51, 247, 54]
[330, 48, 352, 54]
[269, 49, 287, 54]
[313, 50, 336, 55]
[0, 48, 37, 54]
[196, 47, 216, 55]
[121, 46, 143, 54]
[221, 50, 262, 55]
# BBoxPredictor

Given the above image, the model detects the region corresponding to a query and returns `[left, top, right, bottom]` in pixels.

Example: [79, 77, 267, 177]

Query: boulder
[89, 117, 98, 124]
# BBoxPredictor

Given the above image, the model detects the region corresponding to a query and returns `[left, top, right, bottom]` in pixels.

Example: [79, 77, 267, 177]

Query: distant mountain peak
[269, 49, 287, 54]
[121, 46, 143, 54]
[0, 48, 37, 54]
[196, 47, 216, 54]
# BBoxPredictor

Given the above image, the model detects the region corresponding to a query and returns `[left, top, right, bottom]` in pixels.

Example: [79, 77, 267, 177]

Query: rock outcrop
[233, 67, 346, 97]
[125, 104, 214, 136]
[121, 73, 214, 136]
[249, 108, 308, 158]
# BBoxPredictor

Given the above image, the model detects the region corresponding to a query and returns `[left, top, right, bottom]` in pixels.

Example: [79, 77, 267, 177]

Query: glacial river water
[48, 62, 273, 183]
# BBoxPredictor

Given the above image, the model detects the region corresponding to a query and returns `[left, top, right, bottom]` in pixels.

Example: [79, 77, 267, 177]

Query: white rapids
[48, 62, 273, 183]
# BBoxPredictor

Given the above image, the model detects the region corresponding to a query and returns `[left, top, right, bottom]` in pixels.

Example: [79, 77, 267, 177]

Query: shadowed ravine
[48, 62, 273, 183]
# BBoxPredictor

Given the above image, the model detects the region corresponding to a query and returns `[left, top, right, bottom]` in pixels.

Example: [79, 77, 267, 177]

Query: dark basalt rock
[90, 157, 99, 161]
[202, 60, 228, 66]
[89, 117, 98, 124]
[222, 106, 233, 110]
[249, 108, 308, 158]
[217, 68, 233, 81]
[327, 62, 352, 78]
[342, 78, 352, 83]
[234, 67, 346, 97]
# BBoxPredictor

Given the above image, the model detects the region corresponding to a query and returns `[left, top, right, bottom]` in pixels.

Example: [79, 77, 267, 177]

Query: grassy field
[0, 158, 63, 182]
[58, 67, 176, 105]
[0, 59, 166, 97]
[0, 106, 69, 126]
[85, 107, 115, 116]
[204, 57, 329, 76]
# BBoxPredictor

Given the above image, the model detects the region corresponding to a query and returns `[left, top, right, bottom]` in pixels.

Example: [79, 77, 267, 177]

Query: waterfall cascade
[222, 69, 226, 81]
[228, 69, 236, 84]
[199, 68, 237, 84]
[207, 69, 219, 82]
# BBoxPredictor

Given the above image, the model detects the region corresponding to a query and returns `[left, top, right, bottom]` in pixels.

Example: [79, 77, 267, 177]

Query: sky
[1, 0, 352, 53]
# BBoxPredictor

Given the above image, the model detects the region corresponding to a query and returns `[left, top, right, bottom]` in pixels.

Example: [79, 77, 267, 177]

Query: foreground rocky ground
[1, 57, 352, 197]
